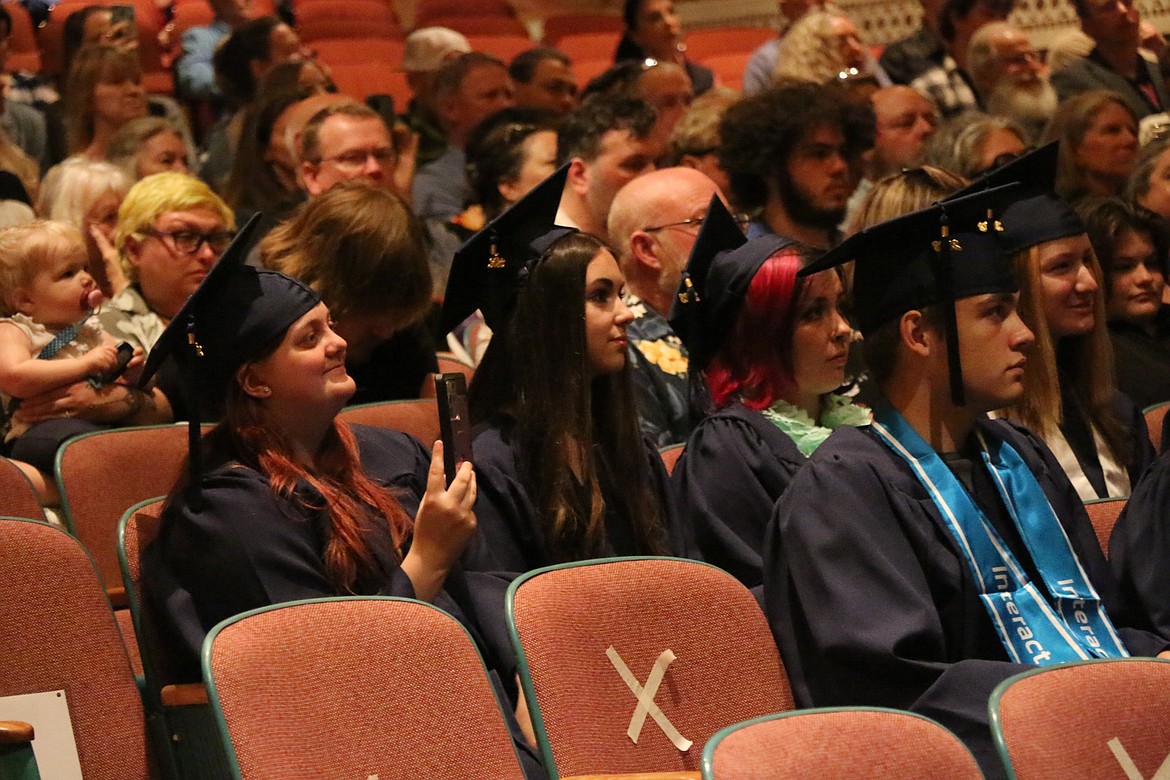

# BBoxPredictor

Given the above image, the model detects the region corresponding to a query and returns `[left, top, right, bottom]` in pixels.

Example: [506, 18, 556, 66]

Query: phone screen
[434, 373, 473, 487]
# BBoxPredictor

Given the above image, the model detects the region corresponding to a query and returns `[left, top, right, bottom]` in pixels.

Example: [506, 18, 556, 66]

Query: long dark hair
[469, 232, 669, 561]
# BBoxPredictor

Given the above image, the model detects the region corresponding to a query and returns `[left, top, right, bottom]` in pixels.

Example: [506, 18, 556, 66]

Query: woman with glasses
[98, 172, 236, 356]
[672, 198, 868, 588]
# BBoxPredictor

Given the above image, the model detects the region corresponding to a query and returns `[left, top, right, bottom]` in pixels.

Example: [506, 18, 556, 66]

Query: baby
[0, 221, 142, 452]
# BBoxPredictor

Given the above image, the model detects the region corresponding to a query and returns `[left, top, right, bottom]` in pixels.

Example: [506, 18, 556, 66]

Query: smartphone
[93, 342, 134, 385]
[434, 372, 473, 487]
[109, 5, 135, 24]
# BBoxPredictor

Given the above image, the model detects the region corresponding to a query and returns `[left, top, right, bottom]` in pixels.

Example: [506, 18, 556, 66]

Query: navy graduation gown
[673, 402, 806, 588]
[764, 418, 1168, 779]
[145, 425, 515, 687]
[463, 421, 693, 574]
[1110, 448, 1170, 639]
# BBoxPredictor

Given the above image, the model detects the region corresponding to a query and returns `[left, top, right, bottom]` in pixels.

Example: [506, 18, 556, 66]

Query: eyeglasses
[643, 212, 751, 234]
[318, 147, 396, 172]
[143, 229, 236, 255]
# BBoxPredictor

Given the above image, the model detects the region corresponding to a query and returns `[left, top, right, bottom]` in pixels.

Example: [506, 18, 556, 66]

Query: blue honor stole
[871, 403, 1127, 666]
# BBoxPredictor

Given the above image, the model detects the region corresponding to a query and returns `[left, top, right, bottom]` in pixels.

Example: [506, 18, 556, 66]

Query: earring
[257, 386, 271, 397]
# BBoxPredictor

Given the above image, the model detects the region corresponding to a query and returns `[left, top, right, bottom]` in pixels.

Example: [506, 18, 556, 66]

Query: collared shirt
[625, 292, 692, 447]
[97, 285, 167, 355]
[911, 56, 979, 119]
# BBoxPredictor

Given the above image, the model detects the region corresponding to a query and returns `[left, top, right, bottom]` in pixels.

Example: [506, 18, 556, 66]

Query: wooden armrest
[0, 721, 34, 745]
[160, 683, 209, 707]
[107, 586, 128, 609]
[562, 774, 701, 780]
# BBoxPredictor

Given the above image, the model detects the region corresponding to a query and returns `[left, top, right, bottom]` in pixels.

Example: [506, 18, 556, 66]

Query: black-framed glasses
[643, 212, 751, 234]
[143, 229, 236, 255]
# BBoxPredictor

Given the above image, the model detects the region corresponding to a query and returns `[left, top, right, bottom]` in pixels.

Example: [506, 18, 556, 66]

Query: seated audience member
[0, 222, 161, 476]
[175, 0, 254, 101]
[400, 27, 472, 166]
[200, 54, 331, 192]
[673, 199, 865, 588]
[847, 85, 939, 223]
[0, 7, 48, 170]
[607, 167, 724, 446]
[555, 93, 657, 239]
[580, 61, 694, 164]
[100, 172, 235, 354]
[222, 87, 310, 224]
[719, 83, 874, 248]
[298, 102, 408, 202]
[614, 0, 714, 95]
[773, 8, 889, 88]
[743, 0, 828, 94]
[36, 158, 130, 296]
[213, 16, 311, 110]
[1046, 90, 1139, 203]
[667, 88, 738, 207]
[870, 86, 939, 177]
[1051, 0, 1169, 120]
[63, 44, 148, 161]
[847, 164, 966, 235]
[1126, 136, 1170, 221]
[106, 117, 189, 181]
[908, 0, 1013, 119]
[0, 4, 56, 111]
[966, 22, 1057, 142]
[412, 53, 515, 222]
[636, 62, 694, 159]
[137, 226, 545, 780]
[510, 48, 578, 116]
[260, 181, 438, 404]
[921, 111, 1027, 178]
[464, 108, 560, 227]
[764, 193, 1170, 780]
[975, 148, 1154, 499]
[441, 168, 691, 574]
[1079, 197, 1170, 409]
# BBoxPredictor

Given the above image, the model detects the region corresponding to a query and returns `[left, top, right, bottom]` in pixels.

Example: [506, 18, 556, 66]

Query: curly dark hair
[718, 82, 875, 211]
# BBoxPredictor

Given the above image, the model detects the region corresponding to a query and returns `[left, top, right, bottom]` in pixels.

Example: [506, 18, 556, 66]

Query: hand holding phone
[434, 372, 473, 487]
[91, 342, 134, 385]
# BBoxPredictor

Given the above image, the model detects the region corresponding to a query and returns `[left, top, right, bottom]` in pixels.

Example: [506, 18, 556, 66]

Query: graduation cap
[668, 194, 797, 370]
[802, 185, 1020, 406]
[947, 142, 1085, 255]
[439, 163, 573, 334]
[138, 214, 321, 501]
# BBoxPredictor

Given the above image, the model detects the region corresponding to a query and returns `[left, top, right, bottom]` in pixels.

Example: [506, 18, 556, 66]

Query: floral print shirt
[625, 293, 692, 447]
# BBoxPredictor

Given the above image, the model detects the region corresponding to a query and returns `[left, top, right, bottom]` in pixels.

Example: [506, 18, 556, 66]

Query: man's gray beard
[985, 78, 1060, 141]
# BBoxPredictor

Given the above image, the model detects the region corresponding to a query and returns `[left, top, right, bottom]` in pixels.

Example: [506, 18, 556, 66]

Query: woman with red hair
[671, 199, 867, 588]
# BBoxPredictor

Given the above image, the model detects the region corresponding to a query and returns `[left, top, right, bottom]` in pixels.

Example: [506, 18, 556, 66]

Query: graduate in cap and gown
[954, 144, 1154, 500]
[670, 197, 868, 589]
[441, 166, 691, 575]
[139, 218, 546, 777]
[763, 191, 1170, 779]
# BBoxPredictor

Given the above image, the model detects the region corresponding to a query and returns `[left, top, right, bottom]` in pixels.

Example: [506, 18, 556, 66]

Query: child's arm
[0, 322, 121, 399]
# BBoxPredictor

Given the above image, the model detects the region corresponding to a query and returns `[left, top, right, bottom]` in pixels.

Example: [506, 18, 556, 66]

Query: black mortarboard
[668, 195, 796, 370]
[947, 142, 1085, 255]
[440, 163, 571, 334]
[138, 214, 320, 499]
[804, 185, 1020, 405]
